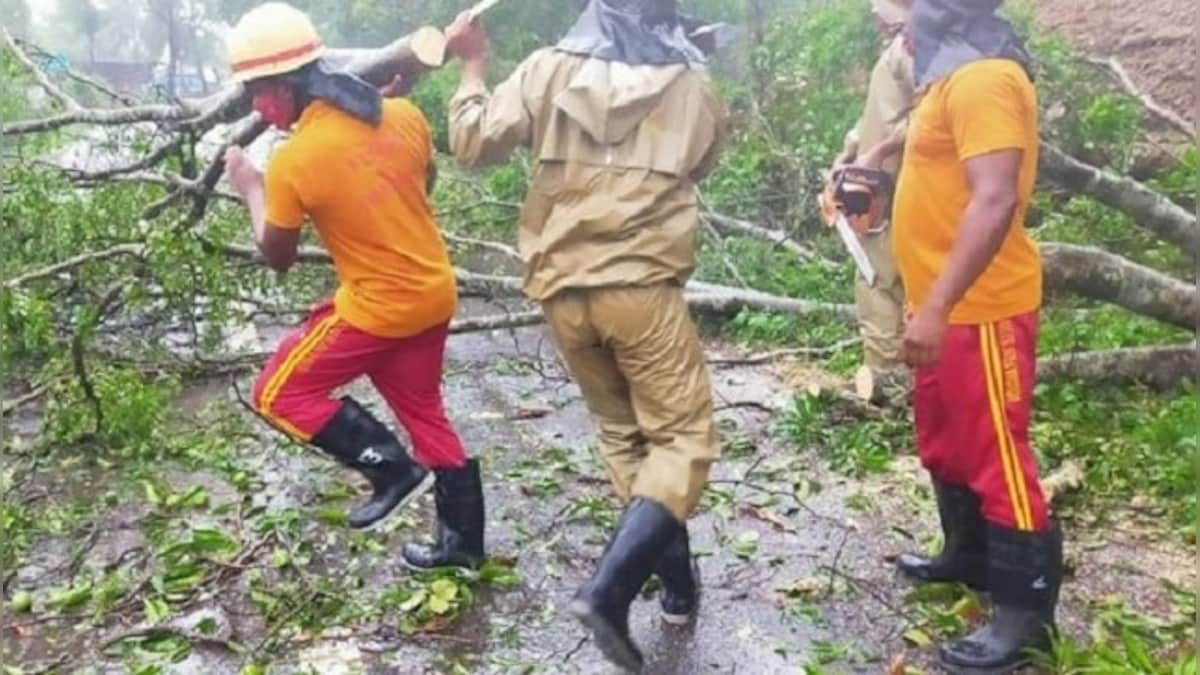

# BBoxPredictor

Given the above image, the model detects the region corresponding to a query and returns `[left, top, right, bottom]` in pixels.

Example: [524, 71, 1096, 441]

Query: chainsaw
[818, 166, 895, 286]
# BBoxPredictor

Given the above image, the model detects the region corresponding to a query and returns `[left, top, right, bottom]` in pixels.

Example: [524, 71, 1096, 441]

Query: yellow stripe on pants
[259, 315, 340, 441]
[980, 323, 1033, 531]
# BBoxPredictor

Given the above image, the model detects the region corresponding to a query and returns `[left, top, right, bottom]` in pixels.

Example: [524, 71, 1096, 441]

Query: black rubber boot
[897, 479, 988, 590]
[310, 397, 433, 530]
[655, 525, 699, 625]
[402, 459, 486, 570]
[939, 520, 1064, 674]
[569, 498, 682, 673]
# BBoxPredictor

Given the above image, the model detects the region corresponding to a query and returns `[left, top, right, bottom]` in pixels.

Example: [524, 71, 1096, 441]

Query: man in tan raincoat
[443, 0, 728, 670]
[830, 0, 915, 370]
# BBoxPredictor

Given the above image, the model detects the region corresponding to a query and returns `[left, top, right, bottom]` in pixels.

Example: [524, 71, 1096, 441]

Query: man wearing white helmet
[221, 2, 486, 571]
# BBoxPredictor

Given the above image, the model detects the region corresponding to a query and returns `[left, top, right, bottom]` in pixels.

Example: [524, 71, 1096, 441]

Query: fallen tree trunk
[1039, 142, 1199, 254]
[1041, 243, 1198, 330]
[217, 243, 855, 320]
[853, 344, 1197, 406]
[1040, 343, 1198, 390]
[218, 238, 1197, 331]
[323, 27, 447, 90]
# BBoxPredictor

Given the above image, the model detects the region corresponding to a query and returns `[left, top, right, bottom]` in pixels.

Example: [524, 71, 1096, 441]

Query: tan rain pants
[542, 283, 720, 522]
[855, 224, 906, 369]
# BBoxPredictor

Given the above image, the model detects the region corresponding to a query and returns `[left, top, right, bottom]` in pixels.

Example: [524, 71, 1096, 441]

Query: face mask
[251, 87, 296, 130]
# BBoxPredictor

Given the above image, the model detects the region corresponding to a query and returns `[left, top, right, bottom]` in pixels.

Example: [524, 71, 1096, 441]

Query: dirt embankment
[1035, 0, 1197, 126]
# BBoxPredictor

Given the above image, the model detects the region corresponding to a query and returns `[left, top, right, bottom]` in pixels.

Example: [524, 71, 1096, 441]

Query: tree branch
[2, 27, 81, 112]
[1085, 57, 1193, 137]
[1039, 142, 1198, 253]
[3, 244, 145, 290]
[703, 211, 834, 265]
[1041, 242, 1198, 330]
[23, 41, 137, 106]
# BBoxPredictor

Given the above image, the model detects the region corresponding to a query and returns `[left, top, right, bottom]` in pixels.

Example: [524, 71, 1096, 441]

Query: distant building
[88, 61, 156, 95]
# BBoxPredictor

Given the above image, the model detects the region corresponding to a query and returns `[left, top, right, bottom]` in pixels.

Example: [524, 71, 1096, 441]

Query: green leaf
[313, 506, 346, 527]
[427, 593, 452, 615]
[271, 548, 291, 569]
[48, 580, 92, 610]
[190, 528, 237, 556]
[238, 664, 266, 675]
[160, 562, 206, 594]
[398, 590, 427, 613]
[142, 480, 162, 506]
[180, 486, 210, 509]
[902, 627, 933, 647]
[144, 597, 170, 623]
[479, 560, 519, 587]
[430, 579, 459, 602]
[9, 591, 32, 613]
[196, 617, 218, 635]
[1120, 630, 1155, 671]
[731, 530, 760, 559]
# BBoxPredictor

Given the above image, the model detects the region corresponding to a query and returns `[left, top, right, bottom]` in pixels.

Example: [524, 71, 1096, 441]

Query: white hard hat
[227, 2, 326, 83]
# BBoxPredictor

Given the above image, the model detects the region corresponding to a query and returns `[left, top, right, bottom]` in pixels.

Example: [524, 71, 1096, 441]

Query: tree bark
[1039, 344, 1198, 390]
[703, 211, 833, 265]
[854, 344, 1197, 406]
[2, 29, 448, 137]
[1039, 142, 1199, 254]
[1041, 243, 1198, 330]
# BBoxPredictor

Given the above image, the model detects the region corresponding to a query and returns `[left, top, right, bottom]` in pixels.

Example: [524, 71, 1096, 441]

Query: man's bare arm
[240, 180, 300, 272]
[921, 149, 1023, 317]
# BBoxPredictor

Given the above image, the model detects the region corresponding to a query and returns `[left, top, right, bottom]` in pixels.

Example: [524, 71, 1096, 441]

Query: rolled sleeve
[448, 60, 534, 168]
[264, 149, 305, 230]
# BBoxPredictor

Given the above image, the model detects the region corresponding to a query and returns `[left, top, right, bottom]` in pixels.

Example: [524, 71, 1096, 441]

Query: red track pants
[914, 311, 1049, 532]
[252, 300, 467, 469]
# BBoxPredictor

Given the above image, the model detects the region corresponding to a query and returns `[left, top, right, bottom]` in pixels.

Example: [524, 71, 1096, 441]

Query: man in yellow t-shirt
[220, 3, 484, 571]
[888, 1, 1062, 672]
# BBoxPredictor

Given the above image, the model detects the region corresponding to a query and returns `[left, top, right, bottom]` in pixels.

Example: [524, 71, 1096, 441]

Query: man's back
[449, 48, 729, 300]
[266, 99, 456, 338]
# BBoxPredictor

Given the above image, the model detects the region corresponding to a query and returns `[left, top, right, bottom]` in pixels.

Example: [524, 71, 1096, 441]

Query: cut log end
[854, 364, 911, 406]
[410, 27, 448, 68]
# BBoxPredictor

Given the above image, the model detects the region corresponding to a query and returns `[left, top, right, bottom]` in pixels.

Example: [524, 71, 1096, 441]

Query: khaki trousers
[855, 224, 906, 369]
[542, 283, 720, 522]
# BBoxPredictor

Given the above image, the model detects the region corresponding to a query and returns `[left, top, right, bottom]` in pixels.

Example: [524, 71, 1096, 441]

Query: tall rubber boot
[897, 479, 988, 590]
[310, 397, 433, 530]
[569, 498, 681, 673]
[655, 525, 699, 625]
[939, 520, 1064, 674]
[402, 458, 485, 570]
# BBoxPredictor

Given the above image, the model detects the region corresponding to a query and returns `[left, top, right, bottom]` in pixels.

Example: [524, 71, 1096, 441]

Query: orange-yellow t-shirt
[892, 58, 1042, 325]
[265, 99, 456, 338]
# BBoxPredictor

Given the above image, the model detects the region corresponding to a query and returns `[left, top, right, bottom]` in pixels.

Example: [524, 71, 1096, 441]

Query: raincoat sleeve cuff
[450, 78, 490, 109]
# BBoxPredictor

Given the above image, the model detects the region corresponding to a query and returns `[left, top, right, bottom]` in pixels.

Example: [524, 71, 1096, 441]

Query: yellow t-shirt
[892, 59, 1042, 325]
[265, 99, 457, 338]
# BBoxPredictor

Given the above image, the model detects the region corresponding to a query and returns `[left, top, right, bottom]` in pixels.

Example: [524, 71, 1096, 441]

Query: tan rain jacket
[841, 34, 915, 178]
[449, 48, 730, 301]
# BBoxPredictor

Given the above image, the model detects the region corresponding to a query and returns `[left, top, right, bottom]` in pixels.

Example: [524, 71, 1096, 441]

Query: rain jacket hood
[911, 0, 1033, 88]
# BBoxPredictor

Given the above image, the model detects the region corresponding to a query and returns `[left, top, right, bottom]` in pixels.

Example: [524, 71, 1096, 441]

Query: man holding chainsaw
[220, 2, 486, 571]
[443, 0, 729, 670]
[890, 1, 1063, 672]
[822, 0, 914, 371]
